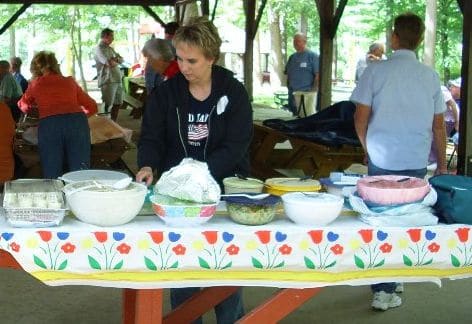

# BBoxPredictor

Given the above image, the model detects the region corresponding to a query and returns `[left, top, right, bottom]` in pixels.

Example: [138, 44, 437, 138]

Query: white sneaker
[395, 283, 404, 293]
[371, 291, 402, 311]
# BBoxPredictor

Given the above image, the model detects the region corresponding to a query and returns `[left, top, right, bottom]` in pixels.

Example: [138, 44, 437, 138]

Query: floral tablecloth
[1, 210, 472, 289]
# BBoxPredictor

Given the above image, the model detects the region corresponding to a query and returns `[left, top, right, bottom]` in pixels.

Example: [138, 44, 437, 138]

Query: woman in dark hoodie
[136, 16, 251, 323]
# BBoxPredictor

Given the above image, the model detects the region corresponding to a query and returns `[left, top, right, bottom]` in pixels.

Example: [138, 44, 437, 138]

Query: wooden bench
[121, 93, 144, 119]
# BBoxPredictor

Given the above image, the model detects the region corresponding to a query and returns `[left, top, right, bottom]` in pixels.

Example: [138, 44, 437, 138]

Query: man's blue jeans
[170, 287, 244, 324]
[368, 159, 427, 293]
[38, 113, 91, 178]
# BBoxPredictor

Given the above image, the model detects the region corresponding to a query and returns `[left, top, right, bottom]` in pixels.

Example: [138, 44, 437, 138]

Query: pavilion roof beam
[0, 3, 31, 36]
[142, 5, 165, 26]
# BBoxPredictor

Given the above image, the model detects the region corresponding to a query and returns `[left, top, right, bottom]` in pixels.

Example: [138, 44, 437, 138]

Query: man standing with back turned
[350, 13, 447, 311]
[95, 28, 124, 121]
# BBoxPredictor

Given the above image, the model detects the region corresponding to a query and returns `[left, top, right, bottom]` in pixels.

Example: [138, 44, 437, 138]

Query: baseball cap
[449, 77, 461, 88]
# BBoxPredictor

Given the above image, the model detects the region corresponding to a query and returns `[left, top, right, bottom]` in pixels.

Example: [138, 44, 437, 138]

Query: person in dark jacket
[136, 16, 252, 324]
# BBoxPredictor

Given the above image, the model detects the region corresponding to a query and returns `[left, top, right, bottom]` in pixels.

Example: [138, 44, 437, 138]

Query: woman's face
[175, 42, 214, 84]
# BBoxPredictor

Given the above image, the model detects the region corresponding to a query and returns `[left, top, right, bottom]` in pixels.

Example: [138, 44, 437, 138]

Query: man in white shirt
[350, 13, 447, 311]
[94, 28, 124, 121]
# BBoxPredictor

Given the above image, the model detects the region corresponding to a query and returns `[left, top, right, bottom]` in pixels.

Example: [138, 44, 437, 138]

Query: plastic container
[3, 179, 67, 227]
[150, 194, 217, 227]
[224, 194, 281, 225]
[319, 177, 355, 197]
[223, 177, 264, 194]
[60, 169, 129, 184]
[264, 178, 321, 196]
[282, 192, 343, 226]
[63, 180, 147, 226]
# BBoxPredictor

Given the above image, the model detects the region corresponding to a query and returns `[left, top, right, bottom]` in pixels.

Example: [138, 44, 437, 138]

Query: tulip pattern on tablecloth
[303, 230, 344, 269]
[85, 232, 131, 270]
[400, 229, 440, 267]
[351, 229, 391, 269]
[142, 231, 184, 270]
[2, 218, 472, 290]
[26, 231, 76, 270]
[449, 227, 472, 267]
[248, 230, 292, 269]
[193, 231, 240, 270]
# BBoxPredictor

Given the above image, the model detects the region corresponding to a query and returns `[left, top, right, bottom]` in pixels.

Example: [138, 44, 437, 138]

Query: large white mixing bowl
[63, 180, 147, 226]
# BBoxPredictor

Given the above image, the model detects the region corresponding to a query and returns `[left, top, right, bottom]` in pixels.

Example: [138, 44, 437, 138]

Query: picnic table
[123, 77, 146, 119]
[1, 205, 472, 323]
[250, 122, 364, 179]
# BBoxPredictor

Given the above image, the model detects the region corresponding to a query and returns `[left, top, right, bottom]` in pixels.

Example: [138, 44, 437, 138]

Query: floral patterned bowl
[150, 194, 217, 227]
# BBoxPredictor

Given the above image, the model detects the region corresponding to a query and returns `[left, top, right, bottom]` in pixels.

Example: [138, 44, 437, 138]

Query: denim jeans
[170, 287, 244, 324]
[369, 159, 427, 294]
[38, 113, 91, 178]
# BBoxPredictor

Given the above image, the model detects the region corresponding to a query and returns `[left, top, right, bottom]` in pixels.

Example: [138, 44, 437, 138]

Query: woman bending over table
[18, 51, 97, 178]
[137, 16, 253, 324]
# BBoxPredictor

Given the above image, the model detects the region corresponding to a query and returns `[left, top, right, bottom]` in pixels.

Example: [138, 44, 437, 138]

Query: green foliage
[0, 1, 464, 85]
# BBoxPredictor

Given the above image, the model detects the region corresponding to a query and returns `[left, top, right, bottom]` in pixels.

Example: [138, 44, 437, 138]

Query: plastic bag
[155, 158, 221, 203]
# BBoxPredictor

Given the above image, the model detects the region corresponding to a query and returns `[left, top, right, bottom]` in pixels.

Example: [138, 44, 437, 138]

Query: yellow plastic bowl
[264, 178, 321, 196]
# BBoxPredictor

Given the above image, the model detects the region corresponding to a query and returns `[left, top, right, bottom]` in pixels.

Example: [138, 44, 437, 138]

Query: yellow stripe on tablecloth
[32, 267, 472, 284]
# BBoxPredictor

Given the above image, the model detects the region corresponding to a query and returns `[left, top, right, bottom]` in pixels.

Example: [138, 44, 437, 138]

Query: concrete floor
[1, 267, 471, 324]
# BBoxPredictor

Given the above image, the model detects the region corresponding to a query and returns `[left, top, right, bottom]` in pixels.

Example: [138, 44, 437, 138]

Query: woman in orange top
[0, 101, 15, 186]
[18, 51, 97, 178]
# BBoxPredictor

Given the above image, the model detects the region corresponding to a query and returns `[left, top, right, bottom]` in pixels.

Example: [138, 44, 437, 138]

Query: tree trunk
[243, 0, 256, 101]
[385, 0, 394, 53]
[70, 7, 87, 90]
[9, 26, 15, 57]
[300, 12, 307, 35]
[253, 31, 262, 90]
[317, 0, 334, 109]
[423, 0, 437, 67]
[439, 0, 453, 82]
[268, 5, 284, 87]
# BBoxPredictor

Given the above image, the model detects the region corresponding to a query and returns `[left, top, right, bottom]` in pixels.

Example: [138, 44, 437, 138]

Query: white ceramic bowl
[281, 192, 344, 226]
[60, 169, 129, 185]
[63, 180, 147, 226]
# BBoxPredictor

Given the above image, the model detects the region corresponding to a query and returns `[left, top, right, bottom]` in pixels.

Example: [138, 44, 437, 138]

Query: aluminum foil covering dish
[155, 158, 221, 203]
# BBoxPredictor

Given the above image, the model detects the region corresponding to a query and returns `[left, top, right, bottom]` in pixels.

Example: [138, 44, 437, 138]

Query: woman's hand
[136, 166, 154, 186]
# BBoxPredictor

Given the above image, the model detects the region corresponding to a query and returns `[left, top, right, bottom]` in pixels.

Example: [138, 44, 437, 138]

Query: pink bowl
[357, 175, 430, 206]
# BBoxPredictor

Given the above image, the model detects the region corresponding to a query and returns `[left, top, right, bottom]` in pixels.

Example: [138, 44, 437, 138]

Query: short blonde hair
[173, 16, 221, 61]
[30, 51, 61, 78]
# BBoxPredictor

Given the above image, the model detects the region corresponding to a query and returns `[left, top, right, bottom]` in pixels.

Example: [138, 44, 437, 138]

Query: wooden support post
[123, 289, 163, 324]
[457, 0, 472, 175]
[237, 288, 323, 323]
[163, 286, 239, 324]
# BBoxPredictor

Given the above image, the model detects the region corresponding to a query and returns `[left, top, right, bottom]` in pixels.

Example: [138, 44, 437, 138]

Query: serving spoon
[221, 193, 270, 200]
[65, 177, 133, 195]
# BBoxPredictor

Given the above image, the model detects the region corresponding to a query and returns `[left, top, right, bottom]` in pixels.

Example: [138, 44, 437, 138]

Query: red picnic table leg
[236, 288, 323, 323]
[123, 288, 163, 324]
[163, 286, 239, 324]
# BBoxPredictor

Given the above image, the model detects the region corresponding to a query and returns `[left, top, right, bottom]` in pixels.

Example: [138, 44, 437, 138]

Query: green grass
[253, 94, 278, 109]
